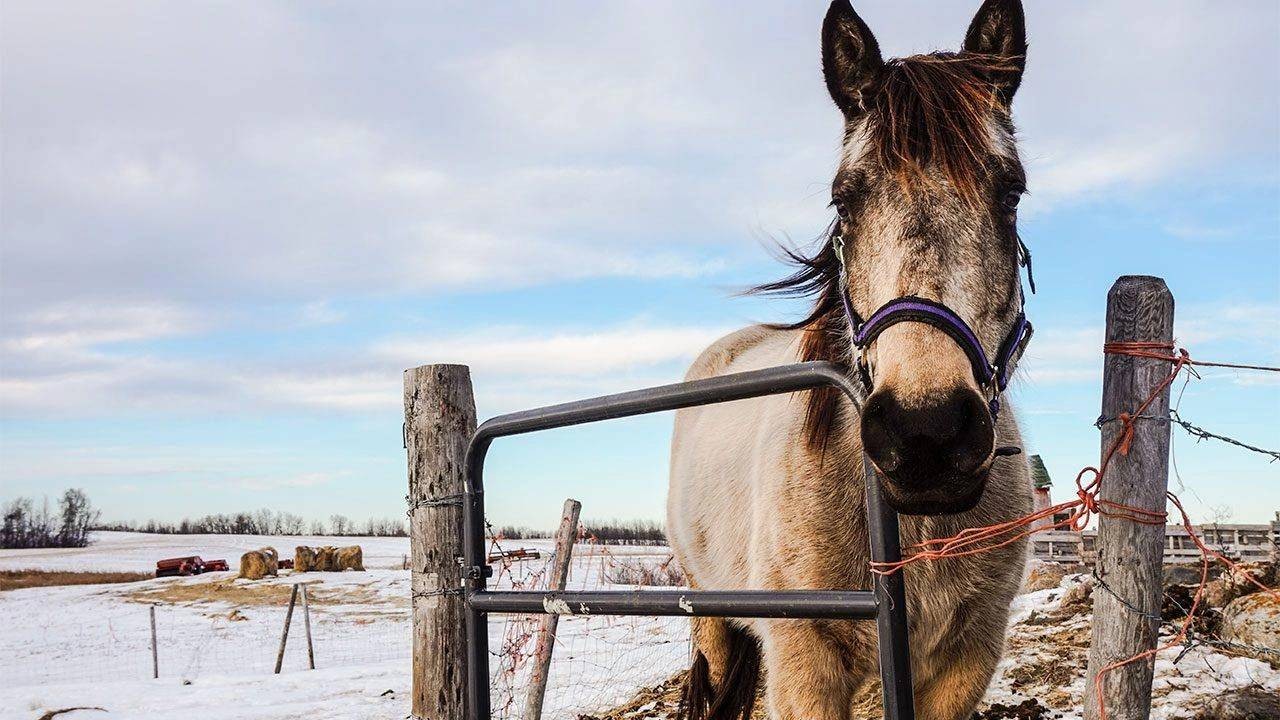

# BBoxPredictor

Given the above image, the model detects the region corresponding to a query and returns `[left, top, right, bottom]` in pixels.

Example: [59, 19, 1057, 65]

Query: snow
[2, 663, 409, 720]
[1, 532, 687, 720]
[4, 535, 1275, 720]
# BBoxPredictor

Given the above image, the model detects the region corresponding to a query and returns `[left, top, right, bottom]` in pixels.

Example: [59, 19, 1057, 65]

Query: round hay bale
[1221, 591, 1280, 654]
[294, 546, 316, 573]
[335, 545, 364, 572]
[314, 545, 337, 572]
[259, 546, 279, 576]
[238, 550, 268, 580]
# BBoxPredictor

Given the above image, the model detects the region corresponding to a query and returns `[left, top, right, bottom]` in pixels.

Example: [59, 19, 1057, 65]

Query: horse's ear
[962, 0, 1027, 105]
[821, 0, 883, 119]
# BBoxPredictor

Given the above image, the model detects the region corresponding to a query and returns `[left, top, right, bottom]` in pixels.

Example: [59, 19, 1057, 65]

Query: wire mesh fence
[486, 533, 693, 720]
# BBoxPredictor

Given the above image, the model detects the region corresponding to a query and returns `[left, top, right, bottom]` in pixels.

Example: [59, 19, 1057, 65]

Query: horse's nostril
[878, 447, 902, 472]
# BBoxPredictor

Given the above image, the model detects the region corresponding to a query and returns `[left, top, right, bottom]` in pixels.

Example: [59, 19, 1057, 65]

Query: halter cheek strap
[832, 234, 1034, 418]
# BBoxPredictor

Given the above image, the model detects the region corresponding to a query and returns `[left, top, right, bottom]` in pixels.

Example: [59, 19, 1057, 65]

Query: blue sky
[2, 1, 1277, 530]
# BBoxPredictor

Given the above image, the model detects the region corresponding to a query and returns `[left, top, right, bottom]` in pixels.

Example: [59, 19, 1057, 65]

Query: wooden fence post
[406, 364, 475, 720]
[523, 498, 582, 720]
[301, 583, 315, 670]
[1084, 275, 1175, 720]
[150, 604, 159, 679]
[275, 583, 299, 674]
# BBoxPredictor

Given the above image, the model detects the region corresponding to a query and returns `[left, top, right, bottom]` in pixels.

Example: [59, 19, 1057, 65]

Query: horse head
[759, 0, 1032, 515]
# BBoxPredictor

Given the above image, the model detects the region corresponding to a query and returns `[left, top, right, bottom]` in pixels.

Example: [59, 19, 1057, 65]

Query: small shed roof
[1029, 454, 1052, 490]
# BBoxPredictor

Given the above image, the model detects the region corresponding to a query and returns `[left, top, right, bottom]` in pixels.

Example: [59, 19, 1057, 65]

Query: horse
[667, 1, 1035, 718]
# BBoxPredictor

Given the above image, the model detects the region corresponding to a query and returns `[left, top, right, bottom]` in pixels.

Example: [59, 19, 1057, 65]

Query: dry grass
[0, 569, 152, 591]
[604, 558, 686, 587]
[124, 576, 403, 609]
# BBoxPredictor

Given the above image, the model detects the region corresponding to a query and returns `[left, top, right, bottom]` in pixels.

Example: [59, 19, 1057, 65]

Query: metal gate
[461, 361, 914, 720]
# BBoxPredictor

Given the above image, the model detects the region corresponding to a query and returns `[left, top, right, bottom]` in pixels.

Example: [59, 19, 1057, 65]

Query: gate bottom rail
[469, 589, 880, 619]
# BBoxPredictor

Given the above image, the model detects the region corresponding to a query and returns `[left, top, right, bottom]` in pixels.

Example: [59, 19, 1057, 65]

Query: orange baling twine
[866, 341, 1280, 720]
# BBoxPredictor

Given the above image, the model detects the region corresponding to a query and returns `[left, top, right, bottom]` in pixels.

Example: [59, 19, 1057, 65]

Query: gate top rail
[461, 360, 864, 582]
[465, 360, 862, 482]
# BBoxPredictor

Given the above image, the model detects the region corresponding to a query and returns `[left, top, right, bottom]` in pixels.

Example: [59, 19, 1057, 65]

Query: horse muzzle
[860, 386, 994, 515]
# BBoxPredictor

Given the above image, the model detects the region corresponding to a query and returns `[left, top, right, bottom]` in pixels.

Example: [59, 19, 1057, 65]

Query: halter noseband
[833, 234, 1034, 418]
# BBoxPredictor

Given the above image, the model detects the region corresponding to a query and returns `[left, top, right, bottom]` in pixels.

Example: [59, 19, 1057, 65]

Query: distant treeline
[2, 489, 100, 549]
[495, 519, 667, 546]
[93, 511, 407, 538]
[583, 519, 666, 546]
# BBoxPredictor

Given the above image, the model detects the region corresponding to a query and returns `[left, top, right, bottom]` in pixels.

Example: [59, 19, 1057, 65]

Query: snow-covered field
[3, 534, 1276, 720]
[1, 531, 687, 720]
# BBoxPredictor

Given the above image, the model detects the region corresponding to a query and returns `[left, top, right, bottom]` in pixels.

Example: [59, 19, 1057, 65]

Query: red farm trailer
[154, 555, 231, 577]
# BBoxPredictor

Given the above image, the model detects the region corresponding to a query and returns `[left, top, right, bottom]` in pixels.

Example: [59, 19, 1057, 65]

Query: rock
[1023, 562, 1070, 593]
[1221, 592, 1280, 652]
[1056, 578, 1094, 616]
[1194, 686, 1280, 720]
[1204, 562, 1278, 610]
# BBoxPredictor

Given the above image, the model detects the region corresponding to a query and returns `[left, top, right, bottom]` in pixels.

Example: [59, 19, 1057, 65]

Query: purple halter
[834, 236, 1034, 418]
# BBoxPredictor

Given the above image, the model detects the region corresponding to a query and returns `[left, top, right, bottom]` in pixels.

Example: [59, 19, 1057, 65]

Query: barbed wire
[1089, 567, 1280, 672]
[1095, 410, 1280, 463]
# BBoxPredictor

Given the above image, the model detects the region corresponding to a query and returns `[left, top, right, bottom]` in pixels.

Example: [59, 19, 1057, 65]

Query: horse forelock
[851, 52, 1020, 205]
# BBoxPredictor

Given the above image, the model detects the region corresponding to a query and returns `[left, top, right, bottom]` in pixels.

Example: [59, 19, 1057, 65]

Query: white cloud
[298, 300, 346, 327]
[0, 311, 729, 418]
[6, 0, 1273, 320]
[1013, 301, 1280, 388]
[1177, 302, 1280, 347]
[232, 472, 335, 492]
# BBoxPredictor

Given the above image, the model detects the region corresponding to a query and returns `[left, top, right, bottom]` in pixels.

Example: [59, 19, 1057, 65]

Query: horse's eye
[1002, 189, 1023, 211]
[834, 201, 850, 220]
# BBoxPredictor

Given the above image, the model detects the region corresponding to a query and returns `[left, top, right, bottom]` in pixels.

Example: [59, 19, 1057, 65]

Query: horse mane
[749, 52, 1017, 450]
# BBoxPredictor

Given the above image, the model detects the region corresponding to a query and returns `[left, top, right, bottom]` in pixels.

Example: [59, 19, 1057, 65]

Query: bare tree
[1206, 504, 1234, 555]
[329, 514, 350, 536]
[1, 490, 99, 549]
[279, 512, 305, 535]
[57, 488, 99, 547]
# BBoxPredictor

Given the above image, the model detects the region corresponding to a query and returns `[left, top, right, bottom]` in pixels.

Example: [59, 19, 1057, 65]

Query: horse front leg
[910, 614, 1006, 720]
[761, 620, 870, 720]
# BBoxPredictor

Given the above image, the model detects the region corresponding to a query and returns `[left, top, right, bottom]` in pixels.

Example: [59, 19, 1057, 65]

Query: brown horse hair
[869, 52, 1021, 209]
[678, 625, 762, 720]
[747, 51, 1020, 449]
[746, 227, 847, 450]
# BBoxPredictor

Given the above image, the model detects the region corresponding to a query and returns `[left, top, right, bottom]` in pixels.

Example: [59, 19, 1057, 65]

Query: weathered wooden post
[275, 583, 300, 674]
[523, 498, 582, 720]
[406, 365, 475, 720]
[149, 604, 159, 679]
[1084, 275, 1175, 720]
[301, 583, 315, 670]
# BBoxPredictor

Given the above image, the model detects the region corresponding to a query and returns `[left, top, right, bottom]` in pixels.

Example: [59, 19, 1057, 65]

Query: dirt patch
[577, 672, 685, 720]
[1001, 582, 1092, 710]
[0, 569, 153, 591]
[124, 576, 403, 608]
[972, 699, 1064, 719]
[575, 671, 776, 720]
